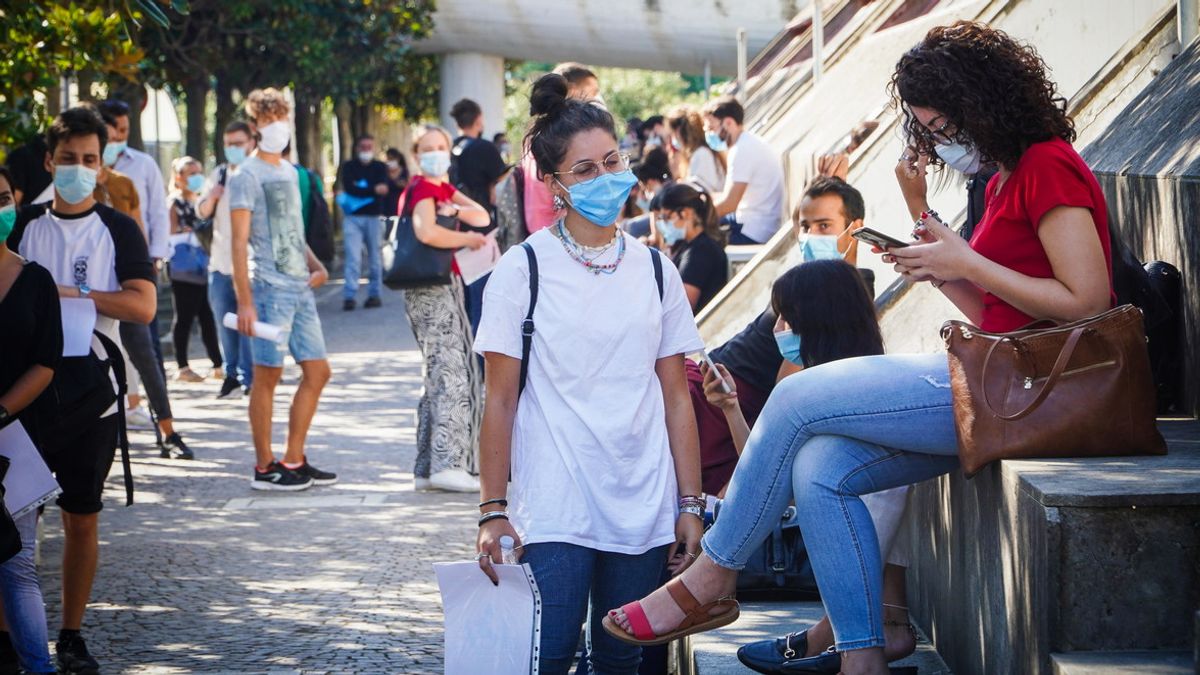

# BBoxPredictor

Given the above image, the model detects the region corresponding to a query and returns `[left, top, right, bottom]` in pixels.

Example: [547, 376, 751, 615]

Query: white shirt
[687, 146, 726, 195]
[113, 147, 171, 259]
[201, 163, 240, 275]
[725, 131, 785, 243]
[473, 229, 704, 554]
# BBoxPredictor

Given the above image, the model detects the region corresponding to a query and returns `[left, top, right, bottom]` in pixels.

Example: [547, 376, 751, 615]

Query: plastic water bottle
[499, 535, 517, 564]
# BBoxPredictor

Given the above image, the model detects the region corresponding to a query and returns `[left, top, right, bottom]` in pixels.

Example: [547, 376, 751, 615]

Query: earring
[552, 194, 565, 211]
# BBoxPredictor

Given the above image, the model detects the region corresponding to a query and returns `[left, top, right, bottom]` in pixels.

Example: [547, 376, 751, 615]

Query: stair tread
[1051, 650, 1192, 675]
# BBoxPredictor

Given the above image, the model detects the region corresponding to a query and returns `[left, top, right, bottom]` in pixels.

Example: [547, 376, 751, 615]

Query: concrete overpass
[416, 0, 804, 136]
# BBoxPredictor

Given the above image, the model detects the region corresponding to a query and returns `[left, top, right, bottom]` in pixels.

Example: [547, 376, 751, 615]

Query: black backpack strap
[93, 330, 134, 507]
[519, 242, 538, 394]
[649, 247, 664, 300]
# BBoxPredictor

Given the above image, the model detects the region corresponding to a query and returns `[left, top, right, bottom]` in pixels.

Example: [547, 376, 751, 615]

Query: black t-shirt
[0, 261, 63, 443]
[452, 136, 507, 210]
[673, 233, 728, 312]
[385, 170, 410, 217]
[7, 137, 52, 206]
[338, 159, 390, 216]
[709, 266, 878, 395]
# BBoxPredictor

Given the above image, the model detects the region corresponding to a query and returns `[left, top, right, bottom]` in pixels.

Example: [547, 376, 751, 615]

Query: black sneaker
[343, 298, 356, 311]
[364, 296, 382, 309]
[56, 632, 99, 675]
[160, 432, 194, 460]
[300, 457, 338, 485]
[252, 461, 314, 491]
[217, 376, 243, 399]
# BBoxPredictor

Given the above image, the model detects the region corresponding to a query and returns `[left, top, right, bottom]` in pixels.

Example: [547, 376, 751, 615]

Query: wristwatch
[78, 283, 91, 298]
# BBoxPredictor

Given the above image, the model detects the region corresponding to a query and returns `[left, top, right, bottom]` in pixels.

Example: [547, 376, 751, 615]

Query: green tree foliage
[0, 2, 145, 153]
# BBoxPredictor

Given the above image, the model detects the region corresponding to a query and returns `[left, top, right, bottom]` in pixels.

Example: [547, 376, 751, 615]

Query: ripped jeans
[702, 353, 960, 651]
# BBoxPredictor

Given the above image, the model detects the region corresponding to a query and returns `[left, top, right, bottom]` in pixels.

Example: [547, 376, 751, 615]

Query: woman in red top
[605, 22, 1113, 675]
[401, 125, 491, 493]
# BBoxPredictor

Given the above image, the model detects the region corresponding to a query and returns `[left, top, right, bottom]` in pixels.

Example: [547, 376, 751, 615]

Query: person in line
[700, 260, 918, 670]
[702, 96, 785, 245]
[11, 106, 157, 675]
[666, 106, 726, 194]
[0, 166, 62, 675]
[401, 124, 490, 493]
[229, 88, 336, 491]
[522, 62, 601, 234]
[383, 148, 410, 215]
[5, 134, 52, 207]
[450, 98, 508, 336]
[493, 132, 512, 163]
[474, 72, 707, 675]
[96, 103, 192, 458]
[654, 183, 728, 313]
[624, 148, 673, 239]
[608, 23, 1116, 675]
[94, 164, 143, 231]
[336, 134, 388, 311]
[167, 156, 222, 383]
[198, 121, 257, 399]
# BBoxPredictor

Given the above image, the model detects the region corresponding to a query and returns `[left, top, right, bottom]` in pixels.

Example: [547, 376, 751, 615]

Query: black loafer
[738, 630, 814, 674]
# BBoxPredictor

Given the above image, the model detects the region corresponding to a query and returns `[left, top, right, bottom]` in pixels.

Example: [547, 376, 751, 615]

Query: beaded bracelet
[478, 498, 509, 510]
[478, 511, 510, 527]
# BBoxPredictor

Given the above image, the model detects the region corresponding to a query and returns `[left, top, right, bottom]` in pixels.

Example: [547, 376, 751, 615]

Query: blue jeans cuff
[700, 537, 745, 571]
[835, 636, 886, 651]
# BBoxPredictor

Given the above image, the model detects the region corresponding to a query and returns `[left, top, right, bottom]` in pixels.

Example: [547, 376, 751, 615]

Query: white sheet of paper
[434, 560, 541, 674]
[0, 422, 61, 519]
[454, 231, 501, 286]
[60, 298, 97, 357]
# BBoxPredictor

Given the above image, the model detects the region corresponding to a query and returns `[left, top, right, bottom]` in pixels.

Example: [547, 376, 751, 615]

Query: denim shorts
[251, 281, 327, 367]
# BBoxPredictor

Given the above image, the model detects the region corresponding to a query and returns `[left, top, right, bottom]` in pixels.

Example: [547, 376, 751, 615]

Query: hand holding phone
[852, 227, 910, 250]
[700, 351, 733, 394]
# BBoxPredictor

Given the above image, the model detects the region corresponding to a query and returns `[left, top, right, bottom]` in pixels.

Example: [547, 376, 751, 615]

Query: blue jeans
[0, 511, 53, 673]
[208, 271, 254, 386]
[702, 353, 960, 651]
[251, 281, 327, 368]
[342, 214, 383, 301]
[524, 542, 671, 675]
[720, 214, 760, 245]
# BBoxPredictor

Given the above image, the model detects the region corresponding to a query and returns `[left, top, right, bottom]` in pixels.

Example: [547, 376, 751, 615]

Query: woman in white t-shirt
[666, 105, 726, 194]
[473, 73, 715, 675]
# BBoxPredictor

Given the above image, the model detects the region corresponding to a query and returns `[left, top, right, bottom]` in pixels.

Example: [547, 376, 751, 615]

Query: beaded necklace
[554, 219, 626, 275]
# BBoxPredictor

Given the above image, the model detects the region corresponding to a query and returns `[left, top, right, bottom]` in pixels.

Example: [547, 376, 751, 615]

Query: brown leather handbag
[942, 304, 1167, 477]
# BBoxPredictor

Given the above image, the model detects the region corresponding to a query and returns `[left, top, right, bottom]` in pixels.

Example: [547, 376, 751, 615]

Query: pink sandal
[601, 577, 739, 646]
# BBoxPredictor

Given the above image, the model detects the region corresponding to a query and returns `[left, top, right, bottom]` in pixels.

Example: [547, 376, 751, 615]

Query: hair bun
[529, 73, 570, 118]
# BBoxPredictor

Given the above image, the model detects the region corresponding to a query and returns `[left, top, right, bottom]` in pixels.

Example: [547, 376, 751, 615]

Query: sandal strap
[665, 578, 701, 615]
[620, 601, 657, 642]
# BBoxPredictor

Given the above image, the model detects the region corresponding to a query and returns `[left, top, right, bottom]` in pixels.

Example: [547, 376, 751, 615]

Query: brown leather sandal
[601, 576, 739, 646]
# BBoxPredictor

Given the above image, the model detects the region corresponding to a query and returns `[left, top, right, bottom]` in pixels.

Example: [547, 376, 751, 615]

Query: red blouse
[969, 138, 1113, 332]
[400, 175, 458, 215]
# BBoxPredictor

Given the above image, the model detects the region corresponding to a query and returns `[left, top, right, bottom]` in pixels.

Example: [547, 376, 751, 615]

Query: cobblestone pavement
[37, 284, 475, 674]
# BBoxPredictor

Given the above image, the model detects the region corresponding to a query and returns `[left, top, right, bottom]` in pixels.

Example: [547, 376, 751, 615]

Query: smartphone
[700, 350, 734, 394]
[852, 227, 910, 250]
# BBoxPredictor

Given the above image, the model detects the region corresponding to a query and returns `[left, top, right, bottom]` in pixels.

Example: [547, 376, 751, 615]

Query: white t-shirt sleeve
[727, 143, 755, 185]
[688, 148, 725, 195]
[473, 248, 531, 359]
[656, 258, 705, 359]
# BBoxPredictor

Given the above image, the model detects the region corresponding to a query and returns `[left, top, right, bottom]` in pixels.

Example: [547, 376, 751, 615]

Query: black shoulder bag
[383, 183, 458, 290]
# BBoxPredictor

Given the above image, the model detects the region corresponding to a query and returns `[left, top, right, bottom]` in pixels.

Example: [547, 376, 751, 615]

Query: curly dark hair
[890, 21, 1075, 170]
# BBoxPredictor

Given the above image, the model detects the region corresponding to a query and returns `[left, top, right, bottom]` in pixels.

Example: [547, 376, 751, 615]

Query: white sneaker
[413, 477, 432, 491]
[429, 469, 480, 493]
[125, 405, 154, 430]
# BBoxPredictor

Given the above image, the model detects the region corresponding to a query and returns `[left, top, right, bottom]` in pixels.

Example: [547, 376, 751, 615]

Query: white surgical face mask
[936, 141, 984, 175]
[257, 121, 291, 154]
[358, 151, 374, 163]
[420, 150, 452, 177]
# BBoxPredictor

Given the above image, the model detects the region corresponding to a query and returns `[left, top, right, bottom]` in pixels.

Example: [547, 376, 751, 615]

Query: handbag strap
[518, 242, 539, 395]
[980, 326, 1086, 421]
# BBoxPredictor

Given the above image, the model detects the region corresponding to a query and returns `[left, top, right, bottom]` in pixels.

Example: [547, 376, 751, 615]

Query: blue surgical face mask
[774, 329, 804, 366]
[224, 145, 247, 165]
[936, 141, 984, 175]
[636, 196, 651, 212]
[186, 174, 205, 193]
[799, 232, 849, 263]
[54, 164, 98, 205]
[420, 150, 452, 177]
[0, 205, 16, 243]
[559, 169, 639, 227]
[102, 141, 126, 167]
[658, 216, 686, 246]
[705, 130, 727, 153]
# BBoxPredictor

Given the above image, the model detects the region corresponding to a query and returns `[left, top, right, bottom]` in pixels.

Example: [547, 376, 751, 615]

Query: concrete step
[689, 601, 951, 674]
[1051, 650, 1192, 675]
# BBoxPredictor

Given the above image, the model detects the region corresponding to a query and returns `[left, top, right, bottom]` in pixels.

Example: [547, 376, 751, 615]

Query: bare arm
[658, 353, 704, 574]
[0, 366, 54, 419]
[230, 208, 257, 335]
[476, 352, 524, 584]
[169, 200, 183, 234]
[412, 198, 485, 250]
[59, 279, 156, 324]
[715, 181, 748, 218]
[450, 191, 491, 228]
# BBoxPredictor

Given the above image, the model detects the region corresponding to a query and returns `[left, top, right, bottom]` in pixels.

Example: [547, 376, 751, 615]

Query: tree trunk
[353, 103, 371, 141]
[46, 84, 62, 118]
[213, 76, 236, 164]
[185, 78, 210, 161]
[294, 91, 322, 174]
[77, 70, 96, 102]
[334, 98, 353, 168]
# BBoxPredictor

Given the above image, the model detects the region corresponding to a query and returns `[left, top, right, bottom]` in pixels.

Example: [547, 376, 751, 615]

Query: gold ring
[686, 552, 698, 560]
